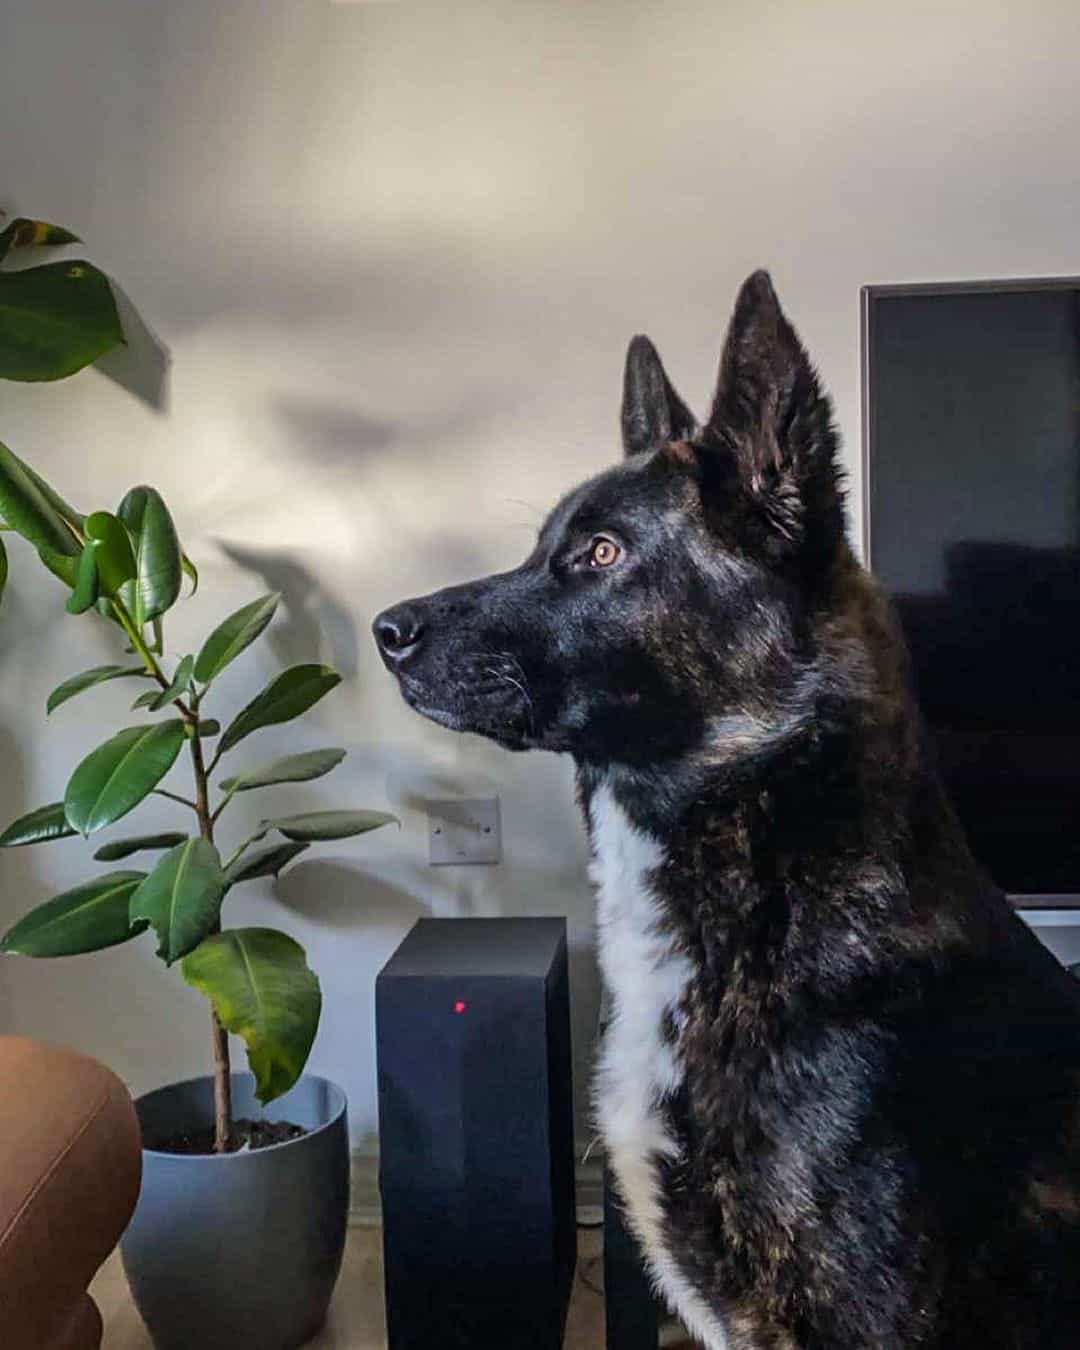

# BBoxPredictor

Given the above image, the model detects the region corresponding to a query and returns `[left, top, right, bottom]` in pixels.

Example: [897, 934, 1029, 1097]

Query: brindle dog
[374, 272, 1080, 1349]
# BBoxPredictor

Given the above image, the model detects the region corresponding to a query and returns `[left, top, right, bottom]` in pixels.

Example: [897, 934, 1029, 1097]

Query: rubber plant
[0, 217, 395, 1151]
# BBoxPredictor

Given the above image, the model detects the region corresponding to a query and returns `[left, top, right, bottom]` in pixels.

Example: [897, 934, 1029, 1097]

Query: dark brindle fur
[374, 272, 1080, 1348]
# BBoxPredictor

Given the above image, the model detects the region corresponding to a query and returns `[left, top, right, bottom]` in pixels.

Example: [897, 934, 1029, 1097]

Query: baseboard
[349, 1148, 605, 1228]
[349, 1150, 382, 1226]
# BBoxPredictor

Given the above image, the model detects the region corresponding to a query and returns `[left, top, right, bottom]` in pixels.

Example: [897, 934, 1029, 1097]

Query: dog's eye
[588, 537, 622, 569]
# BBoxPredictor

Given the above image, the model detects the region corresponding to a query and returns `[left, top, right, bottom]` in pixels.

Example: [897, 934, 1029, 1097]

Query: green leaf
[85, 510, 136, 596]
[93, 831, 188, 862]
[147, 654, 194, 711]
[225, 840, 309, 885]
[116, 486, 182, 625]
[132, 689, 158, 710]
[196, 719, 220, 738]
[0, 801, 77, 847]
[64, 720, 187, 836]
[0, 440, 79, 554]
[47, 663, 145, 715]
[266, 809, 398, 843]
[65, 543, 99, 614]
[181, 552, 199, 596]
[219, 665, 341, 754]
[19, 458, 84, 533]
[220, 747, 346, 795]
[38, 545, 79, 588]
[181, 928, 321, 1104]
[0, 218, 80, 263]
[194, 592, 280, 685]
[129, 838, 228, 965]
[0, 872, 147, 957]
[0, 259, 124, 382]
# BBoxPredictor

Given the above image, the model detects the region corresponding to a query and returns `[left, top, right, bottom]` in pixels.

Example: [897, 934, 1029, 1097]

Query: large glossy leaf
[38, 545, 79, 588]
[219, 665, 341, 754]
[181, 927, 321, 1104]
[0, 218, 80, 263]
[266, 809, 398, 842]
[65, 543, 99, 614]
[64, 720, 187, 836]
[117, 486, 182, 624]
[0, 440, 79, 554]
[0, 801, 77, 847]
[225, 840, 310, 885]
[0, 871, 147, 957]
[85, 511, 136, 596]
[129, 838, 228, 965]
[194, 592, 280, 685]
[220, 748, 346, 795]
[148, 654, 194, 711]
[0, 259, 124, 381]
[94, 832, 188, 862]
[47, 663, 145, 715]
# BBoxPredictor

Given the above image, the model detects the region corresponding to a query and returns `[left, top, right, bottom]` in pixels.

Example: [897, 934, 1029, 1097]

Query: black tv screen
[862, 279, 1080, 900]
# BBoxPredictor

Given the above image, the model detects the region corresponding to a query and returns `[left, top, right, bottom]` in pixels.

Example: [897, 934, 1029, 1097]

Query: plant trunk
[189, 726, 233, 1153]
[211, 1009, 233, 1154]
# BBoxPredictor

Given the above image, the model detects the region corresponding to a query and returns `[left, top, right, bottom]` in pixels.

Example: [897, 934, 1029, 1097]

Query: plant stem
[189, 715, 233, 1153]
[108, 597, 170, 688]
[109, 596, 229, 1146]
[151, 788, 199, 812]
[210, 1008, 233, 1155]
[108, 596, 198, 722]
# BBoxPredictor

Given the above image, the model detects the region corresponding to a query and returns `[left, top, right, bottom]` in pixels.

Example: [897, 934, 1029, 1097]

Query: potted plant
[0, 218, 395, 1349]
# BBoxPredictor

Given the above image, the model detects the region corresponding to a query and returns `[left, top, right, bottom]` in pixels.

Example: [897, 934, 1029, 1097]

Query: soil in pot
[151, 1118, 307, 1154]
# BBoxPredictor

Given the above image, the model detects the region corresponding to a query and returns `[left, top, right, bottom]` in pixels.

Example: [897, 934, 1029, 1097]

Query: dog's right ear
[620, 335, 697, 457]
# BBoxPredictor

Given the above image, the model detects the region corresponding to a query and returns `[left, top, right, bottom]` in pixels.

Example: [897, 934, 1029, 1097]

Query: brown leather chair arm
[0, 1037, 142, 1350]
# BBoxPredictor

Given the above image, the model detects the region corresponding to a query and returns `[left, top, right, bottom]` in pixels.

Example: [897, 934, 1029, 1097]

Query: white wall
[2, 0, 1079, 1147]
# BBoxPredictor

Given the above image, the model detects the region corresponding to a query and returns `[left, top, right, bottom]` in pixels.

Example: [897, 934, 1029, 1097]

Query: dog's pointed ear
[705, 271, 843, 554]
[621, 334, 697, 457]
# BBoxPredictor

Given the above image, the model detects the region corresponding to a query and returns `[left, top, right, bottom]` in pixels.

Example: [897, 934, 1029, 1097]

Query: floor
[92, 1225, 694, 1348]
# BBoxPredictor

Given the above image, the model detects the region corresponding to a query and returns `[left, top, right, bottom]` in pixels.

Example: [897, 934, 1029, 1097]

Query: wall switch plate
[428, 797, 501, 866]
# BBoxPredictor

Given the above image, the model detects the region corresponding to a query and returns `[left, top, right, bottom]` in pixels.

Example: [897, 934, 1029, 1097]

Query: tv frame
[860, 276, 1080, 917]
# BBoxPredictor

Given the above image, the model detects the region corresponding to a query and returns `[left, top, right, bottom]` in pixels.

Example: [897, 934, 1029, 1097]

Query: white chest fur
[590, 785, 730, 1350]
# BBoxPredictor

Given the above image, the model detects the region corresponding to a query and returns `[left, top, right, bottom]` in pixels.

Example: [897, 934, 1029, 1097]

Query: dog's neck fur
[575, 552, 964, 980]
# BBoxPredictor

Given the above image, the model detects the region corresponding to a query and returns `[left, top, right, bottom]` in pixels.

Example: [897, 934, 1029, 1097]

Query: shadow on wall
[278, 859, 430, 932]
[274, 386, 521, 468]
[96, 279, 172, 413]
[274, 394, 396, 462]
[219, 540, 360, 678]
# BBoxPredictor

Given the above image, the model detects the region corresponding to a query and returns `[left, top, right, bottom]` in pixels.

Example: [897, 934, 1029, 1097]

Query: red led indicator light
[453, 1000, 467, 1015]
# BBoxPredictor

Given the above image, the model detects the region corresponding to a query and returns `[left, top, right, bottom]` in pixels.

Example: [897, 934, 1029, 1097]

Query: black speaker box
[376, 917, 577, 1349]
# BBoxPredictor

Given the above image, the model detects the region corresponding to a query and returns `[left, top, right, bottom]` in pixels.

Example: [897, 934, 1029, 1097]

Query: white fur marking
[591, 785, 730, 1350]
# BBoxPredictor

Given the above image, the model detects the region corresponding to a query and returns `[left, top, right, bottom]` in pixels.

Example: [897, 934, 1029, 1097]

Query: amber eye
[588, 537, 622, 568]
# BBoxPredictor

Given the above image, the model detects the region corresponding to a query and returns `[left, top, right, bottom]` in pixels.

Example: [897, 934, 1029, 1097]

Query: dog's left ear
[621, 334, 698, 456]
[705, 271, 843, 555]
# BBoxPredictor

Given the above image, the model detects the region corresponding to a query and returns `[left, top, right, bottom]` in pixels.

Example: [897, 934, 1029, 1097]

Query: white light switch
[428, 798, 501, 866]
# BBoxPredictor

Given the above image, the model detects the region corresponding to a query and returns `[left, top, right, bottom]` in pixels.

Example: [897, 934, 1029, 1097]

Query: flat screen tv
[862, 278, 1080, 907]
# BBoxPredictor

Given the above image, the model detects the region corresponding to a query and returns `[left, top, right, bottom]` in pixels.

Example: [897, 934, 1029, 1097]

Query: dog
[373, 271, 1080, 1348]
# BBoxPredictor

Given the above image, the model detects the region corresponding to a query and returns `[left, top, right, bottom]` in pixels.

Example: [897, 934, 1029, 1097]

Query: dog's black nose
[373, 604, 426, 666]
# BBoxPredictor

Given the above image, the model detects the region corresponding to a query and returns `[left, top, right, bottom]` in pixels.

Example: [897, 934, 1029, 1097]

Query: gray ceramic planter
[121, 1074, 349, 1350]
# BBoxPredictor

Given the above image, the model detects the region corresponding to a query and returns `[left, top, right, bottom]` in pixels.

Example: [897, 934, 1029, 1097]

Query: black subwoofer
[376, 917, 577, 1348]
